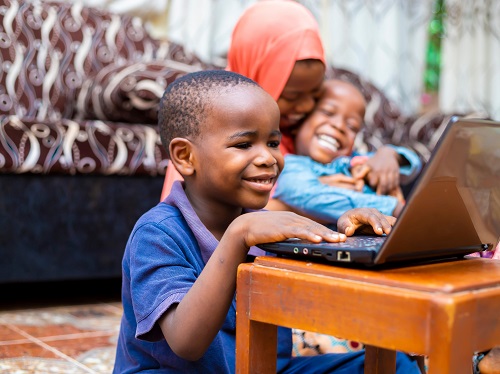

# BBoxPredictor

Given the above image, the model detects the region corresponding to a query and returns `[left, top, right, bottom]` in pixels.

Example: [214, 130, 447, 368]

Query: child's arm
[158, 211, 343, 361]
[318, 173, 365, 192]
[274, 155, 401, 221]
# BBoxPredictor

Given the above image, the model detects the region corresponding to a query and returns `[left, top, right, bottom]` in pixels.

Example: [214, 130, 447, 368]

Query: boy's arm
[159, 211, 343, 361]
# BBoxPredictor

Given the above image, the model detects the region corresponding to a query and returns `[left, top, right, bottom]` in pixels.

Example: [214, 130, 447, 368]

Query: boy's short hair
[158, 70, 259, 158]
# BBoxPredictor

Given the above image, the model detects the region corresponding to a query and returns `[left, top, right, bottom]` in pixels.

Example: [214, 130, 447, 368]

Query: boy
[273, 79, 422, 221]
[113, 71, 420, 373]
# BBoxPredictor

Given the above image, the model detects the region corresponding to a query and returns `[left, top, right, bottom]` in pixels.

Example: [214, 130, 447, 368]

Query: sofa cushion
[0, 0, 206, 122]
[75, 61, 202, 124]
[0, 115, 167, 175]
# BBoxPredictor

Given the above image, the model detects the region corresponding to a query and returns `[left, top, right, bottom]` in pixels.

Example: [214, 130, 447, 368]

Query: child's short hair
[158, 70, 259, 158]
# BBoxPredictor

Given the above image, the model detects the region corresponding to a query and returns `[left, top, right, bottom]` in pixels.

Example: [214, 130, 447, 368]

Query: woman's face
[277, 59, 325, 135]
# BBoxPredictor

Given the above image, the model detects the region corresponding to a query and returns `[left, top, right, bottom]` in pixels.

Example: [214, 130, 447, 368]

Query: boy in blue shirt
[113, 70, 420, 373]
[273, 79, 422, 222]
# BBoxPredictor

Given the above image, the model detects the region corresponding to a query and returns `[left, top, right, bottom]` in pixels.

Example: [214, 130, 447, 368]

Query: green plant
[424, 0, 445, 93]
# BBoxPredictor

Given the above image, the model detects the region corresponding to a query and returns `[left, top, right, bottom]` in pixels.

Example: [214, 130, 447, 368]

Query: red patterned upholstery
[0, 0, 207, 176]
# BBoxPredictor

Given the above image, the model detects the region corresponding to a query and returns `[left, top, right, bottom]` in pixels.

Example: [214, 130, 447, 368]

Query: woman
[160, 0, 326, 202]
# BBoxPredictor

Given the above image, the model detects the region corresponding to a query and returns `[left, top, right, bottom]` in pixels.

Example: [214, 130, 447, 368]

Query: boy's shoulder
[141, 201, 181, 221]
[133, 202, 186, 235]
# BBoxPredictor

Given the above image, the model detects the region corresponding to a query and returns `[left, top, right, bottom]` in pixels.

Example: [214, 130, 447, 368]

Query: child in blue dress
[273, 79, 422, 222]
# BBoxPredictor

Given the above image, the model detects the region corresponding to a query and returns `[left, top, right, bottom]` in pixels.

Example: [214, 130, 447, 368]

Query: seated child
[113, 70, 421, 373]
[273, 79, 422, 221]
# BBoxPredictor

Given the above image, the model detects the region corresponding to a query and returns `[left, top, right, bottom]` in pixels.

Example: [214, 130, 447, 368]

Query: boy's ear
[169, 138, 195, 176]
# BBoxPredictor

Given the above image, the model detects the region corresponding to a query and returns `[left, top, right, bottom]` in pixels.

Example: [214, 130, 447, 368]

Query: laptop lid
[258, 117, 500, 266]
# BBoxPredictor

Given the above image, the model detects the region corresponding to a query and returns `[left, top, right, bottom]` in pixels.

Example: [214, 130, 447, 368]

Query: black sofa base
[1, 174, 164, 283]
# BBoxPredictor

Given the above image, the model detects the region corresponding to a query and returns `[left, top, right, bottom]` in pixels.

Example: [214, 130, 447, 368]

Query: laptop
[257, 117, 500, 267]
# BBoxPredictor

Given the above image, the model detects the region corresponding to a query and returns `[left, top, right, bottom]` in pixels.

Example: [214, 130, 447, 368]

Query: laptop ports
[336, 251, 351, 262]
[312, 250, 322, 257]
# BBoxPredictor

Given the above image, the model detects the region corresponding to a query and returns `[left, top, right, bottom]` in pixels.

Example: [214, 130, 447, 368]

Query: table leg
[365, 345, 396, 374]
[236, 264, 277, 374]
[426, 298, 475, 374]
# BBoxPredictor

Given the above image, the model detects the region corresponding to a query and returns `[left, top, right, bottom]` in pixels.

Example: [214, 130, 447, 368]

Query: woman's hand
[362, 146, 401, 195]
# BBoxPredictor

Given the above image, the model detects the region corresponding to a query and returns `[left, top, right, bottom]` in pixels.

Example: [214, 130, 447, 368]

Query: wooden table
[236, 256, 500, 373]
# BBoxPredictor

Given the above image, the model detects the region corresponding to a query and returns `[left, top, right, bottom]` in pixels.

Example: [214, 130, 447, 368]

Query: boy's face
[294, 80, 366, 164]
[188, 86, 283, 210]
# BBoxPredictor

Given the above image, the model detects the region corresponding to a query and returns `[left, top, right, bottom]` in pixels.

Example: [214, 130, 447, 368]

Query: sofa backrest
[329, 67, 472, 162]
[0, 0, 204, 123]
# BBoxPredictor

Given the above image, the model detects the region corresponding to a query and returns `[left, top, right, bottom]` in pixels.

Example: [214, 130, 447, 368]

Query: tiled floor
[0, 279, 122, 373]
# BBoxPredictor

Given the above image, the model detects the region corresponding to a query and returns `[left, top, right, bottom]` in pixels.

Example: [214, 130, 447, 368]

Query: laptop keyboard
[289, 236, 386, 248]
[341, 236, 386, 248]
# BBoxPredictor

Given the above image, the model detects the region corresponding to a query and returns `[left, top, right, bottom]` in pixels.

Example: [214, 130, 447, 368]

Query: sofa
[0, 0, 476, 288]
[0, 0, 212, 283]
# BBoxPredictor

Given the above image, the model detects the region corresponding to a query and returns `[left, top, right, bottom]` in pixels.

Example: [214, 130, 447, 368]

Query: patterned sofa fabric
[75, 61, 202, 125]
[0, 116, 167, 175]
[329, 67, 465, 163]
[0, 0, 210, 176]
[0, 0, 164, 121]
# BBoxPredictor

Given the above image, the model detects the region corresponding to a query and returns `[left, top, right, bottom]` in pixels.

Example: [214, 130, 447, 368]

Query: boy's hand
[337, 208, 396, 237]
[228, 211, 346, 249]
[363, 146, 401, 195]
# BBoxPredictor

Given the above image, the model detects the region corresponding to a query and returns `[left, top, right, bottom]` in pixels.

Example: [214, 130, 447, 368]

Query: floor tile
[0, 341, 60, 359]
[46, 334, 117, 359]
[0, 324, 27, 342]
[0, 278, 122, 373]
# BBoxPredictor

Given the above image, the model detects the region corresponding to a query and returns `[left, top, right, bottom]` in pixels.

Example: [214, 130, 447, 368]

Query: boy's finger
[291, 218, 346, 243]
[338, 208, 396, 236]
[297, 229, 345, 243]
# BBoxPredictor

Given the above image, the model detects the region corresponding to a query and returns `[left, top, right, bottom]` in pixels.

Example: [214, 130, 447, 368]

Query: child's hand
[363, 146, 401, 195]
[388, 186, 405, 203]
[228, 211, 346, 249]
[337, 208, 396, 236]
[319, 174, 364, 191]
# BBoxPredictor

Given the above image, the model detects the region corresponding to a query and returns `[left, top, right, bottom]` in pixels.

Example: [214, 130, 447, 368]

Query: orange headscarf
[227, 0, 326, 153]
[227, 0, 326, 102]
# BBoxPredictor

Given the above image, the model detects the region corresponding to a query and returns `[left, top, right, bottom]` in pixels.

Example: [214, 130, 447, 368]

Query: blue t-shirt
[273, 146, 422, 221]
[113, 181, 290, 373]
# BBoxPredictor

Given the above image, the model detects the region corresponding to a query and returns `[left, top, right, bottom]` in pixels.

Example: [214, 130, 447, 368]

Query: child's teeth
[318, 135, 339, 151]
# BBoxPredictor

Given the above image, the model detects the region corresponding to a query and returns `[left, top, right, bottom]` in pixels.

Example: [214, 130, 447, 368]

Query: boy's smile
[185, 85, 283, 213]
[295, 80, 366, 164]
